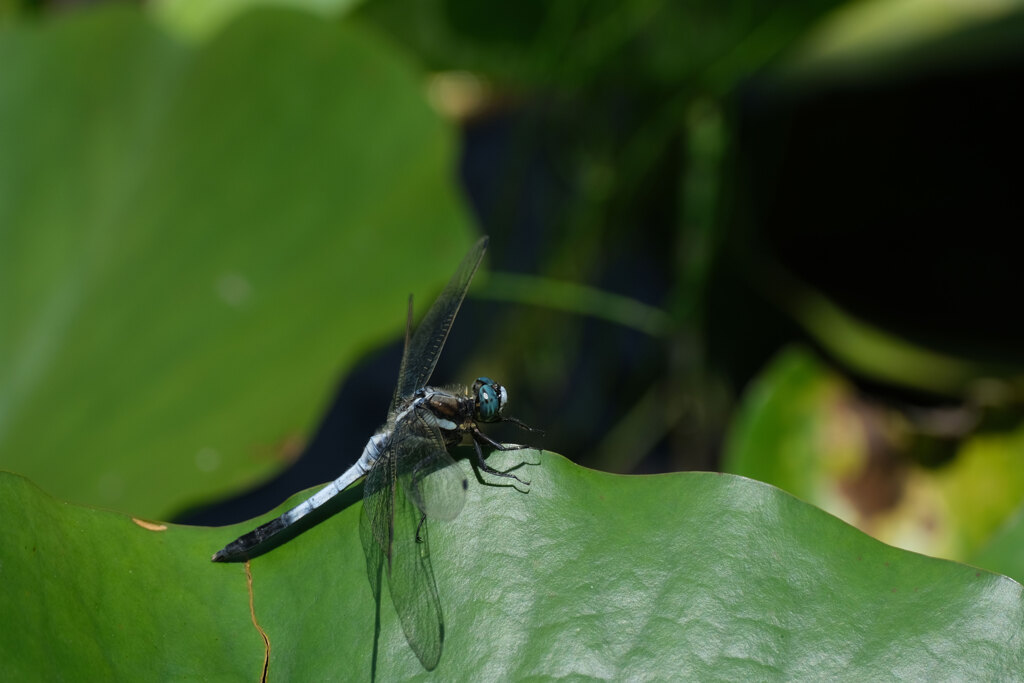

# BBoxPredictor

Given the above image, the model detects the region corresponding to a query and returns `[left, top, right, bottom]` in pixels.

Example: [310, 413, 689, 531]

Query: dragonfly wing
[360, 439, 395, 575]
[359, 435, 448, 671]
[357, 493, 385, 637]
[391, 236, 488, 410]
[397, 406, 468, 522]
[359, 410, 467, 671]
[387, 478, 445, 670]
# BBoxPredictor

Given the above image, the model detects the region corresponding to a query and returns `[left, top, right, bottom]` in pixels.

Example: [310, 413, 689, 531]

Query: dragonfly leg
[471, 429, 530, 485]
[415, 512, 427, 544]
[502, 415, 544, 435]
[473, 425, 531, 453]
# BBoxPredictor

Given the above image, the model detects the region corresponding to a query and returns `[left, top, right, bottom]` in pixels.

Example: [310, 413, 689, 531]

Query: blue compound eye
[474, 377, 506, 422]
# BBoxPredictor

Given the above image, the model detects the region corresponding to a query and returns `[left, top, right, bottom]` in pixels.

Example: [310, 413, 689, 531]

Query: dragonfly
[212, 235, 535, 670]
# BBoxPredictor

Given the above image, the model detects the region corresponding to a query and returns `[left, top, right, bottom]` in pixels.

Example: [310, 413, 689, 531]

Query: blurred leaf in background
[722, 346, 1024, 564]
[0, 4, 476, 519]
[149, 0, 364, 42]
[974, 506, 1024, 585]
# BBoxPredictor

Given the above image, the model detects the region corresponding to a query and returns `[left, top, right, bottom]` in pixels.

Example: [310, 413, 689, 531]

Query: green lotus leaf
[2, 452, 1021, 679]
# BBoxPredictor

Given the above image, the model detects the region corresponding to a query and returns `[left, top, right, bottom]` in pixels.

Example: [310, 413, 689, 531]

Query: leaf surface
[2, 452, 1021, 679]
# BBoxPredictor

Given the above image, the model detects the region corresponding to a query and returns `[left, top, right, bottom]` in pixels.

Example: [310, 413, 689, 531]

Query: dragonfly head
[473, 377, 508, 422]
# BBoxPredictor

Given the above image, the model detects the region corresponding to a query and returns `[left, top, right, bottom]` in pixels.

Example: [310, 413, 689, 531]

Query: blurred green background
[2, 0, 1023, 582]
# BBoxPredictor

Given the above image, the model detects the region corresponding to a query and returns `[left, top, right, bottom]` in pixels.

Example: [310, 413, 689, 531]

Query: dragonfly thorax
[473, 376, 508, 422]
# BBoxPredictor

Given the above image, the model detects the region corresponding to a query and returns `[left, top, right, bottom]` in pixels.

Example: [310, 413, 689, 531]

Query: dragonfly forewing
[391, 236, 488, 411]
